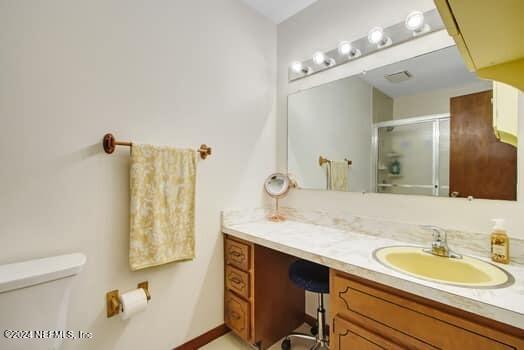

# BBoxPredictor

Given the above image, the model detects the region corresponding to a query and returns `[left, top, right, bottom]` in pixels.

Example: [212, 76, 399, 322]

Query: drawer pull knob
[230, 311, 241, 320]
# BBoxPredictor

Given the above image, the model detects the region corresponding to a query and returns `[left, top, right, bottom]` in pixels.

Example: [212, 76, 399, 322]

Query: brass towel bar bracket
[103, 133, 212, 159]
[318, 155, 352, 167]
[106, 281, 151, 318]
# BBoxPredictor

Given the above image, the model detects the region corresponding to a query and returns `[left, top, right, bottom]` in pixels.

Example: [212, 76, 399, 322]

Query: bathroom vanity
[222, 210, 524, 350]
[221, 2, 524, 350]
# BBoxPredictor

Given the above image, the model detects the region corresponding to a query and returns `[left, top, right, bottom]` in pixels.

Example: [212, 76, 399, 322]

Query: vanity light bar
[288, 9, 444, 82]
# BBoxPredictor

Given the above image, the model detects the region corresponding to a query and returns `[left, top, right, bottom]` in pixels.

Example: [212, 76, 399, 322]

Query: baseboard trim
[173, 324, 230, 350]
[173, 315, 324, 349]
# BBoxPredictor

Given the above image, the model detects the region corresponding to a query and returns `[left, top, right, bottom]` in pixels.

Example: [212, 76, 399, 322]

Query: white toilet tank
[0, 253, 86, 350]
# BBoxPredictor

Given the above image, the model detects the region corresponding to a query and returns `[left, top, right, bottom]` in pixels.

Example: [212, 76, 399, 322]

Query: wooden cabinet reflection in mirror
[287, 45, 518, 201]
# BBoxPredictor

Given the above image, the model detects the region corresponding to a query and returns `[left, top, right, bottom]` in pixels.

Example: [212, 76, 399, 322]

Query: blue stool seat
[289, 259, 329, 294]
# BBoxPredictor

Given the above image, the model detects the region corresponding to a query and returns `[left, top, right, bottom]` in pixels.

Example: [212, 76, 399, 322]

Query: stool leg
[282, 292, 329, 350]
[285, 332, 316, 342]
[317, 293, 325, 338]
[282, 332, 316, 349]
[310, 343, 321, 350]
[316, 293, 329, 347]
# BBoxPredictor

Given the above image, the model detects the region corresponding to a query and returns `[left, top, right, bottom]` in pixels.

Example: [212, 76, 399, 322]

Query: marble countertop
[222, 209, 524, 329]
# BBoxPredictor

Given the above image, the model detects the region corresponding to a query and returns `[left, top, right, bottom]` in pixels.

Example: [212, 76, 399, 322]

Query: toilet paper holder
[106, 281, 151, 318]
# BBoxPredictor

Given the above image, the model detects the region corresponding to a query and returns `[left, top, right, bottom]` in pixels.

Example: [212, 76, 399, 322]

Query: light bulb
[405, 11, 425, 31]
[405, 11, 430, 35]
[290, 61, 312, 75]
[368, 27, 384, 45]
[312, 51, 335, 67]
[337, 41, 361, 59]
[337, 41, 352, 56]
[312, 51, 326, 65]
[290, 61, 303, 73]
[368, 26, 392, 48]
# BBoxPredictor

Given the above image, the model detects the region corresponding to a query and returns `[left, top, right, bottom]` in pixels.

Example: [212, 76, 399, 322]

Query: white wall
[288, 76, 372, 191]
[0, 1, 276, 349]
[393, 81, 492, 118]
[373, 88, 394, 123]
[277, 0, 523, 316]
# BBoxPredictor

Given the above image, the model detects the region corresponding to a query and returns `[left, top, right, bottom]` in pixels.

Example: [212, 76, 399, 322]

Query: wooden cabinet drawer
[333, 315, 404, 350]
[226, 265, 250, 299]
[333, 309, 437, 349]
[225, 238, 251, 271]
[332, 273, 514, 350]
[225, 291, 251, 341]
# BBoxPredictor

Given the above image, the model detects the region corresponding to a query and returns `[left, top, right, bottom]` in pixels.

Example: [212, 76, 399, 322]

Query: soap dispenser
[490, 219, 510, 264]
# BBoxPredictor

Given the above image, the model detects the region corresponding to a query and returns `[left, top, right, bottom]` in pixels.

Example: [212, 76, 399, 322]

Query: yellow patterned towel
[129, 144, 197, 271]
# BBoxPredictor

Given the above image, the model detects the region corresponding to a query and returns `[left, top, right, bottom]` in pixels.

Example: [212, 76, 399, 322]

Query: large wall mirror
[288, 46, 518, 200]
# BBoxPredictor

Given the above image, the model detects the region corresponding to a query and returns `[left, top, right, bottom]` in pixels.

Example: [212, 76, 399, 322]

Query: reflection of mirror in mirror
[288, 45, 518, 201]
[267, 177, 285, 195]
[264, 173, 290, 198]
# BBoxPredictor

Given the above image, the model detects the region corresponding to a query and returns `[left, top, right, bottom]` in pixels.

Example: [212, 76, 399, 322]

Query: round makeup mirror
[264, 173, 291, 222]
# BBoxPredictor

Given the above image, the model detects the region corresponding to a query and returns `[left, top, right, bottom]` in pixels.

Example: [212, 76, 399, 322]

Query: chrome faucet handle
[421, 225, 462, 259]
[422, 225, 447, 243]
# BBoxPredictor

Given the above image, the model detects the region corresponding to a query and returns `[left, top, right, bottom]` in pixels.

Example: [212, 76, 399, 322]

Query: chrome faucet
[422, 226, 462, 259]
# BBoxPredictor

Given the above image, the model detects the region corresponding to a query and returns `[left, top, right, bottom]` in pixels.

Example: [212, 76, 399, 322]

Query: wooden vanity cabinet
[223, 234, 305, 349]
[330, 269, 524, 350]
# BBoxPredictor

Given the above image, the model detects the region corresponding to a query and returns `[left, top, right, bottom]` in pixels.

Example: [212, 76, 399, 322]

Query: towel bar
[318, 155, 352, 167]
[102, 133, 212, 159]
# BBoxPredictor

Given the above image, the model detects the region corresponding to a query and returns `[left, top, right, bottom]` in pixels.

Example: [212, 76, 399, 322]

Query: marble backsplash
[222, 207, 524, 265]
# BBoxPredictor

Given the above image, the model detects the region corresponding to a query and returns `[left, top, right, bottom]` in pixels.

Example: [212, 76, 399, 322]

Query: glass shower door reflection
[376, 120, 435, 196]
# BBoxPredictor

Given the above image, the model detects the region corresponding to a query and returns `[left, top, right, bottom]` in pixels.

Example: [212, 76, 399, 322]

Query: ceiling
[241, 0, 318, 24]
[361, 46, 491, 98]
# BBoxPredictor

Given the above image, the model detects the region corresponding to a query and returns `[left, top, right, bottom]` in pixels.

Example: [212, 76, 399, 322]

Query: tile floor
[201, 324, 314, 350]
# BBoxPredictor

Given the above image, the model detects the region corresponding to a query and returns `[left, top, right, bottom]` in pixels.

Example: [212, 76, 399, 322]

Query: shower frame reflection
[371, 113, 450, 196]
